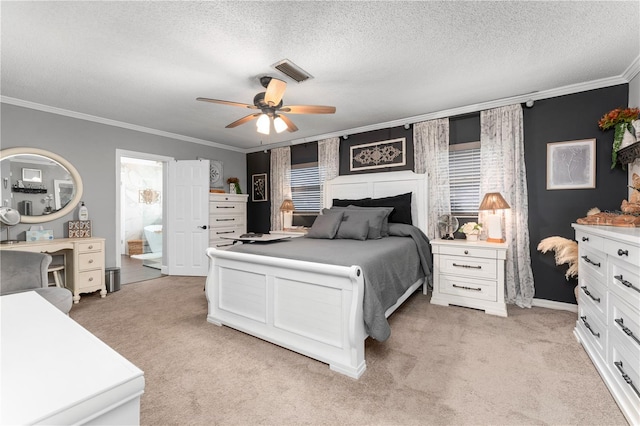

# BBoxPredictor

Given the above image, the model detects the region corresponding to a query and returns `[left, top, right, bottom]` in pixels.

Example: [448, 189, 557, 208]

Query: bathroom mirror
[0, 147, 83, 223]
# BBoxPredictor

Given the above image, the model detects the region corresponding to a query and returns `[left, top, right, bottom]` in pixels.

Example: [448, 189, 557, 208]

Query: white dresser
[430, 239, 508, 317]
[209, 193, 248, 250]
[573, 224, 640, 425]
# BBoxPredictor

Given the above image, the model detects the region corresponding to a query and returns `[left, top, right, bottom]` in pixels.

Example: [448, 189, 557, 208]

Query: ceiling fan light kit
[197, 75, 335, 136]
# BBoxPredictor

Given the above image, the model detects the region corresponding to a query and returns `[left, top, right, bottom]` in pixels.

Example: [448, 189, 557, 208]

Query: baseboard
[532, 298, 578, 313]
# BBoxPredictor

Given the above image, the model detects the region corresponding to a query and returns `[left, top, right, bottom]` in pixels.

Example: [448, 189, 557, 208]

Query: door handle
[198, 225, 208, 230]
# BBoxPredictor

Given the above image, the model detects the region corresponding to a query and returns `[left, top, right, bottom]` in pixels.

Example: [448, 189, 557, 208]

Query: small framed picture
[547, 139, 596, 190]
[252, 173, 268, 202]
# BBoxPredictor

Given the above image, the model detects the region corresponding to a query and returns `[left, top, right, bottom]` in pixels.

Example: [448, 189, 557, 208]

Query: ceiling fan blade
[279, 105, 336, 114]
[278, 114, 298, 132]
[226, 113, 261, 128]
[264, 78, 287, 106]
[196, 97, 257, 109]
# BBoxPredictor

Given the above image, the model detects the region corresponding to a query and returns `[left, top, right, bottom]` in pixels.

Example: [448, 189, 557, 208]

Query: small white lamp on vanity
[479, 192, 510, 243]
[279, 199, 295, 230]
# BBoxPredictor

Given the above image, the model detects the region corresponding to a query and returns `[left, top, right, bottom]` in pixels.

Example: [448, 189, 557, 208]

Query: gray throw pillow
[336, 217, 369, 241]
[306, 211, 344, 239]
[324, 207, 393, 239]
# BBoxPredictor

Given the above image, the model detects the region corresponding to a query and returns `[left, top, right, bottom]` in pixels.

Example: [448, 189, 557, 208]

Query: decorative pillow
[332, 197, 371, 207]
[333, 193, 412, 225]
[324, 207, 393, 239]
[336, 216, 369, 241]
[306, 211, 344, 239]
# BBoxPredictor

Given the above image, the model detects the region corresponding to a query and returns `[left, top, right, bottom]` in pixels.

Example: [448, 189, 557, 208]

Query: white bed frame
[205, 171, 428, 378]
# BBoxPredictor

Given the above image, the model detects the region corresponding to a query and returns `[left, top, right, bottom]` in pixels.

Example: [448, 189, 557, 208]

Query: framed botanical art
[546, 139, 596, 190]
[252, 173, 268, 202]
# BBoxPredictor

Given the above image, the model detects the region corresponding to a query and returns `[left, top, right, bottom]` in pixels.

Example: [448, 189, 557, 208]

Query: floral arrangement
[459, 222, 482, 235]
[226, 177, 239, 184]
[226, 177, 241, 194]
[598, 107, 640, 169]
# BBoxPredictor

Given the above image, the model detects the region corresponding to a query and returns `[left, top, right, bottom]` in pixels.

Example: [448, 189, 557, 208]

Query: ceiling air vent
[272, 59, 313, 83]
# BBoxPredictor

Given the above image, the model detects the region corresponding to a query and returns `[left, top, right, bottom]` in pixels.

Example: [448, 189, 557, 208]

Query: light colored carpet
[70, 276, 627, 425]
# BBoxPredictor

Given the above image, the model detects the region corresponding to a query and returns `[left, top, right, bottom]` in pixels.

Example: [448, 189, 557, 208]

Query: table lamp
[279, 199, 295, 230]
[479, 192, 510, 243]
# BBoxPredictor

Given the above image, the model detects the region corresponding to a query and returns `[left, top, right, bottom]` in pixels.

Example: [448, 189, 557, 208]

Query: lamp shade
[479, 192, 510, 212]
[256, 114, 270, 135]
[279, 199, 295, 212]
[273, 116, 288, 133]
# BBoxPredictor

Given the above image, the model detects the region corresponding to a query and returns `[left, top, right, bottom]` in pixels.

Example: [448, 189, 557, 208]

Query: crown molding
[0, 96, 245, 153]
[622, 55, 640, 81]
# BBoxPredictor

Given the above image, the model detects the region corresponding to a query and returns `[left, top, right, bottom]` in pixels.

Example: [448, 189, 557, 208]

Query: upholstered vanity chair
[0, 250, 73, 314]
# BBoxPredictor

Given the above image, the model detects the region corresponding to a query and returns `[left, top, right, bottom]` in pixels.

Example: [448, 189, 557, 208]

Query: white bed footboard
[205, 247, 368, 378]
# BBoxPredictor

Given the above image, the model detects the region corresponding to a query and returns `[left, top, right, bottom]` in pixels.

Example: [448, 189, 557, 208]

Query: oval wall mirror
[0, 147, 84, 224]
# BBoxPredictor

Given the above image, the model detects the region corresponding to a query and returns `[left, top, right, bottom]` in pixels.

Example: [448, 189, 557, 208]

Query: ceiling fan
[196, 76, 336, 135]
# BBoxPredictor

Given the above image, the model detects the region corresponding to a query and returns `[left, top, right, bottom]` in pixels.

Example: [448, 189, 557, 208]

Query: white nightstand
[269, 229, 307, 238]
[430, 238, 508, 317]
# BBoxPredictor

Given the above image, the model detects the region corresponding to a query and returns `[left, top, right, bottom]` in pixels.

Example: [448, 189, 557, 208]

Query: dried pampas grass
[537, 236, 579, 280]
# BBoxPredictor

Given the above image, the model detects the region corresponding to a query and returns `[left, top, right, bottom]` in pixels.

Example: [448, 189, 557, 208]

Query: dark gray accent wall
[246, 150, 270, 233]
[1, 103, 246, 267]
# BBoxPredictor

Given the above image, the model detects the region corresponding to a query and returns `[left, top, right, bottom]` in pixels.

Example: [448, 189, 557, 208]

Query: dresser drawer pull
[581, 256, 600, 267]
[580, 286, 600, 303]
[88, 259, 94, 264]
[452, 284, 482, 292]
[88, 277, 93, 282]
[88, 245, 94, 249]
[614, 275, 640, 293]
[580, 316, 600, 338]
[452, 263, 482, 269]
[216, 242, 234, 248]
[582, 237, 589, 242]
[614, 361, 640, 398]
[617, 249, 629, 257]
[216, 206, 235, 209]
[216, 218, 235, 222]
[614, 318, 640, 346]
[216, 230, 235, 235]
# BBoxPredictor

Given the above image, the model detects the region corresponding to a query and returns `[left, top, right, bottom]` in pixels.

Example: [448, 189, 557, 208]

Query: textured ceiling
[1, 1, 639, 152]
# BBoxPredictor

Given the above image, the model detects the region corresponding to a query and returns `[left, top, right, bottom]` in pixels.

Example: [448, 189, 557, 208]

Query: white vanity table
[0, 291, 145, 425]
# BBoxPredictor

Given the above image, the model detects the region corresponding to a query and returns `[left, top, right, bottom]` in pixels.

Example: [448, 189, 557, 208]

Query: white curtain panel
[480, 104, 535, 308]
[318, 137, 340, 202]
[270, 147, 291, 231]
[414, 118, 451, 239]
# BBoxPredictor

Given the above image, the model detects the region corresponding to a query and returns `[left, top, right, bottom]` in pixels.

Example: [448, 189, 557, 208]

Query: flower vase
[466, 234, 479, 242]
[229, 183, 238, 194]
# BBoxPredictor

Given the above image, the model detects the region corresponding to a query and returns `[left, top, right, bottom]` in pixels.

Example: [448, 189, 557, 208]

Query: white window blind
[449, 141, 481, 218]
[290, 162, 321, 213]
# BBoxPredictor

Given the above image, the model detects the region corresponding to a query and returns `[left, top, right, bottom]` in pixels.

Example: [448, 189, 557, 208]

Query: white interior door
[167, 160, 209, 276]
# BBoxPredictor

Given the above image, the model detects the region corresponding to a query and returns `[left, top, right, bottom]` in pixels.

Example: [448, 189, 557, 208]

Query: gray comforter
[228, 223, 432, 341]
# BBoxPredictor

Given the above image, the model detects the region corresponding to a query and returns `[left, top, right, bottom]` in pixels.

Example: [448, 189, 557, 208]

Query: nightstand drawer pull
[615, 318, 640, 346]
[216, 206, 235, 209]
[88, 259, 94, 264]
[580, 286, 600, 303]
[452, 263, 482, 269]
[580, 316, 600, 338]
[617, 248, 629, 257]
[452, 284, 481, 292]
[582, 237, 589, 242]
[216, 218, 235, 222]
[614, 361, 640, 398]
[88, 245, 94, 249]
[614, 275, 640, 293]
[581, 256, 601, 267]
[216, 230, 235, 235]
[88, 277, 93, 282]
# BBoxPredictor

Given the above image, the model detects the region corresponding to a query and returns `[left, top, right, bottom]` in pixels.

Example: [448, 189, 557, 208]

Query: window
[290, 162, 321, 214]
[449, 141, 481, 218]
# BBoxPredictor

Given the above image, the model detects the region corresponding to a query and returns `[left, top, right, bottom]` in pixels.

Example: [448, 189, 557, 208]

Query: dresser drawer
[609, 292, 640, 351]
[210, 227, 243, 239]
[209, 214, 245, 228]
[209, 238, 236, 250]
[609, 257, 640, 309]
[575, 230, 604, 251]
[77, 269, 103, 291]
[210, 201, 246, 215]
[578, 305, 607, 360]
[78, 252, 104, 270]
[439, 255, 497, 280]
[608, 335, 640, 410]
[77, 241, 102, 253]
[435, 245, 502, 260]
[579, 246, 605, 280]
[604, 238, 640, 269]
[578, 271, 607, 321]
[439, 275, 497, 302]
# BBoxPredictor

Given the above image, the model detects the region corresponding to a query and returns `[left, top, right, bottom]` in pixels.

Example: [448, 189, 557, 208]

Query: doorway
[116, 150, 172, 284]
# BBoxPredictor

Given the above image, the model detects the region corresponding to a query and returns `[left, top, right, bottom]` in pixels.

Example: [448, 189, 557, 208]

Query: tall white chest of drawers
[572, 224, 640, 425]
[209, 193, 248, 250]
